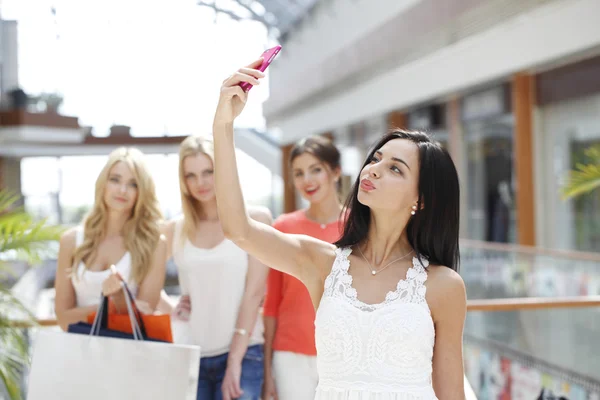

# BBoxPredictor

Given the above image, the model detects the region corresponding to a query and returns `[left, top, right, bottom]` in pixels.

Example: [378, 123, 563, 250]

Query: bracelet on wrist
[234, 328, 248, 336]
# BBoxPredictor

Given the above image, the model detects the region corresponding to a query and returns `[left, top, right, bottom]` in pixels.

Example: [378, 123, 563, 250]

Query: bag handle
[90, 294, 105, 336]
[122, 283, 144, 340]
[121, 282, 149, 337]
[89, 281, 149, 340]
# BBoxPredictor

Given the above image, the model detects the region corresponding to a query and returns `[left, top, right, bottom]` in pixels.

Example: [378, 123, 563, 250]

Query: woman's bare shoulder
[59, 226, 79, 248]
[424, 264, 466, 321]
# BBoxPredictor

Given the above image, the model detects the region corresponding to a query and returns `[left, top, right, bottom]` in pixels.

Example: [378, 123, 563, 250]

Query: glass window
[541, 92, 600, 252]
[464, 114, 516, 243]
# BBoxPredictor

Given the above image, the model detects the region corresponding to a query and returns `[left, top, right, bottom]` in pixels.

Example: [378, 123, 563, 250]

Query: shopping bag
[70, 283, 172, 342]
[27, 283, 200, 400]
[27, 330, 200, 399]
[84, 311, 173, 342]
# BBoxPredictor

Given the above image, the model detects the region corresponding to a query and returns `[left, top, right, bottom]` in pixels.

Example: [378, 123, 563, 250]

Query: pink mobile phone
[239, 45, 281, 93]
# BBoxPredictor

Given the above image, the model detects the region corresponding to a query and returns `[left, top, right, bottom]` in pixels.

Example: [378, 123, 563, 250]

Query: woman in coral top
[263, 136, 344, 400]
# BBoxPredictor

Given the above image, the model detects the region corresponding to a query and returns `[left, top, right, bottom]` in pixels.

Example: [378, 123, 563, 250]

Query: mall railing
[460, 239, 600, 399]
[7, 239, 600, 399]
[8, 296, 600, 400]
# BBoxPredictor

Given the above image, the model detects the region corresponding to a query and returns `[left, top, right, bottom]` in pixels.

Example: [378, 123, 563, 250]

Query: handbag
[78, 284, 173, 342]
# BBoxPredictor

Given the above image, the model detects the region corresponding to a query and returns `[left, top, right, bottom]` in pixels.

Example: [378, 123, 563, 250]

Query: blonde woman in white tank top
[54, 147, 167, 331]
[160, 136, 271, 400]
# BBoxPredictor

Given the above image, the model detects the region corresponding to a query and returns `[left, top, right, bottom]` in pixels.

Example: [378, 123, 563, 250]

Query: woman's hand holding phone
[213, 58, 265, 128]
[213, 45, 281, 128]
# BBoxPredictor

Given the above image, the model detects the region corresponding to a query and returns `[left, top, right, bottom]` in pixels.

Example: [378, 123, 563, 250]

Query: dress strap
[323, 247, 352, 296]
[334, 247, 352, 267]
[408, 256, 429, 306]
[172, 217, 185, 253]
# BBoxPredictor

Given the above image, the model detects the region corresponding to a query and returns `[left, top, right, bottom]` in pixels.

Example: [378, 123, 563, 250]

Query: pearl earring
[411, 205, 417, 216]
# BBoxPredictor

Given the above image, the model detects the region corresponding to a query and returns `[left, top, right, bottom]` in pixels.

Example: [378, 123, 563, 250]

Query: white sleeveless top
[314, 247, 438, 400]
[70, 227, 135, 307]
[172, 219, 264, 357]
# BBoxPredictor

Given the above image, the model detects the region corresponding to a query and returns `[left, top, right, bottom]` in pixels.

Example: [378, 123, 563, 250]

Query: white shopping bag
[27, 331, 200, 400]
[27, 283, 201, 400]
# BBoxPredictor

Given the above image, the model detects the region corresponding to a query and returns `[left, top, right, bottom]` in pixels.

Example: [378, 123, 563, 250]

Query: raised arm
[211, 59, 334, 286]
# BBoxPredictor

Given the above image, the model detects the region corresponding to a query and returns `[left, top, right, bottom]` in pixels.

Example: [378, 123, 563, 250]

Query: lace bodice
[314, 247, 438, 399]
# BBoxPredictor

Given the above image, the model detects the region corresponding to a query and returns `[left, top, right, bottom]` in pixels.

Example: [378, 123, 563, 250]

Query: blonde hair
[178, 135, 215, 245]
[73, 147, 163, 284]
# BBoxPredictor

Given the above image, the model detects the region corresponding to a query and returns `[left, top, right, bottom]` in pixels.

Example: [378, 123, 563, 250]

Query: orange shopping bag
[87, 276, 173, 342]
[86, 311, 173, 342]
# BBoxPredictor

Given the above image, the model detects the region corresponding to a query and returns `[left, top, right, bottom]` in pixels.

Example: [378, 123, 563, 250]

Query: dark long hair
[334, 129, 460, 271]
[289, 136, 341, 171]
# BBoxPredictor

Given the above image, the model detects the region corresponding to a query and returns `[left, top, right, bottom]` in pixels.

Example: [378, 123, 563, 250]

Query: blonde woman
[161, 135, 271, 400]
[54, 147, 167, 331]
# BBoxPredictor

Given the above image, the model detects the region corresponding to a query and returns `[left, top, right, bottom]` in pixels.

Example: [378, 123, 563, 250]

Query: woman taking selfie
[210, 59, 467, 400]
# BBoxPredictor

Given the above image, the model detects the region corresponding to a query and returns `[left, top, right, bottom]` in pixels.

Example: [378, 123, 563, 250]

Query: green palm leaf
[0, 216, 64, 264]
[562, 145, 600, 199]
[0, 288, 34, 400]
[0, 192, 23, 215]
[0, 190, 63, 399]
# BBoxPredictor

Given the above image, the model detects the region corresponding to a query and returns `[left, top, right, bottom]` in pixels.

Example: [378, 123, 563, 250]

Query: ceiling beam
[197, 1, 244, 21]
[197, 0, 277, 32]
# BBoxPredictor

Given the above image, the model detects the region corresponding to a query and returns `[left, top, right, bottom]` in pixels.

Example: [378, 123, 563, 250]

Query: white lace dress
[314, 247, 438, 400]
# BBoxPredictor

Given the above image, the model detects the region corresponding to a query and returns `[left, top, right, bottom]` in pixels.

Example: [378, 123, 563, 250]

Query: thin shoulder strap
[410, 256, 430, 304]
[332, 247, 352, 272]
[172, 217, 185, 253]
[335, 247, 352, 258]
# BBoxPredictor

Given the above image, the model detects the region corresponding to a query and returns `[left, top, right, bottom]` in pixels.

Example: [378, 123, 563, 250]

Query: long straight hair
[334, 130, 460, 271]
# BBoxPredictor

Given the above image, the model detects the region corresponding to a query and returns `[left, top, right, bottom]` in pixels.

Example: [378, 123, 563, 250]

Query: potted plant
[38, 92, 64, 114]
[0, 191, 64, 400]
